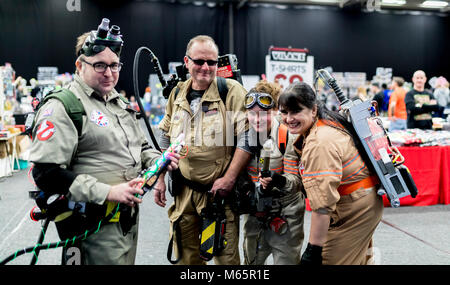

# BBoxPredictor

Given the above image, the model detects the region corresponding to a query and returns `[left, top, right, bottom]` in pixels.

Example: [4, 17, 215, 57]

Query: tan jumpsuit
[294, 119, 384, 265]
[159, 77, 247, 265]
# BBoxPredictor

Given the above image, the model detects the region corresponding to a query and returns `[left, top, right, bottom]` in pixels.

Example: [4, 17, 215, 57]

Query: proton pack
[317, 69, 418, 207]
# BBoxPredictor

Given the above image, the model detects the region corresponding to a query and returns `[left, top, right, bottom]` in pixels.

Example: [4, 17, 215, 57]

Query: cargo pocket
[167, 203, 183, 264]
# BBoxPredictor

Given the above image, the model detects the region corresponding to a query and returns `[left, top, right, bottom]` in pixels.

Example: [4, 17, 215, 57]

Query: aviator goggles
[245, 92, 275, 110]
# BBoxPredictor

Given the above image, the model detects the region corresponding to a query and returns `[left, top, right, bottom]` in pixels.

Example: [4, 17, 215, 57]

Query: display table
[382, 145, 450, 207]
[304, 145, 450, 210]
[0, 132, 21, 177]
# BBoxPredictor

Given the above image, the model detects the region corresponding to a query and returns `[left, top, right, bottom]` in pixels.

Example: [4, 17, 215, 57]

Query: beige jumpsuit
[159, 77, 247, 265]
[243, 118, 305, 265]
[295, 120, 384, 265]
[29, 75, 161, 264]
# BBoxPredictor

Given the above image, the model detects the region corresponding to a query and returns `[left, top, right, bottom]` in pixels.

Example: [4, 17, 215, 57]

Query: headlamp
[245, 92, 275, 110]
[79, 18, 124, 57]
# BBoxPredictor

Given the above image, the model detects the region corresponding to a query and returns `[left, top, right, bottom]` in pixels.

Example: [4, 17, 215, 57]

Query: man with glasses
[157, 35, 250, 265]
[29, 19, 178, 265]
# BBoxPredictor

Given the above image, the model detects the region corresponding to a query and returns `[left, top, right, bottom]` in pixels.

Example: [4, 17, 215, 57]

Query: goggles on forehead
[79, 18, 124, 57]
[245, 92, 275, 110]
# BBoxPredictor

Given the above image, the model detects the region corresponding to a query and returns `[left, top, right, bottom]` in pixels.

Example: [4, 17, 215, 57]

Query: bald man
[404, 70, 440, 129]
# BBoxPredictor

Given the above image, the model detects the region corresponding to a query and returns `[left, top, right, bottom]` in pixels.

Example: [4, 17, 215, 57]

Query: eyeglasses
[245, 92, 275, 109]
[187, 55, 218, 66]
[81, 58, 123, 73]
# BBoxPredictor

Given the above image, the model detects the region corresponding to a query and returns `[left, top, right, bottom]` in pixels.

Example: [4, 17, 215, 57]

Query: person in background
[433, 76, 449, 119]
[129, 95, 140, 111]
[405, 70, 440, 129]
[370, 82, 384, 114]
[388, 77, 407, 131]
[356, 86, 368, 101]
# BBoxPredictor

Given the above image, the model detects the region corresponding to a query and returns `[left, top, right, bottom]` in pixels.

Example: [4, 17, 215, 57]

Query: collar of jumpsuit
[74, 73, 119, 102]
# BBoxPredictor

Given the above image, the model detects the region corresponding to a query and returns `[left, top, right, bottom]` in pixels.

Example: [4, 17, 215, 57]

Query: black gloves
[260, 171, 287, 191]
[300, 243, 323, 265]
[269, 172, 287, 189]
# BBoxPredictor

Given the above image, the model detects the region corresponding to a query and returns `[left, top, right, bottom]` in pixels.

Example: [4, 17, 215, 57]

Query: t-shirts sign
[265, 47, 314, 89]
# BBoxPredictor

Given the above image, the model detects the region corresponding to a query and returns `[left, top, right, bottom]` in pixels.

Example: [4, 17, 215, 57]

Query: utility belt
[233, 172, 301, 235]
[54, 201, 138, 240]
[168, 168, 216, 197]
[30, 190, 138, 240]
[235, 175, 299, 215]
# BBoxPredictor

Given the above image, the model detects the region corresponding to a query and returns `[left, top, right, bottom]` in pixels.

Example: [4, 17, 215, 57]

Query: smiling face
[247, 105, 276, 133]
[278, 82, 319, 135]
[76, 47, 120, 96]
[184, 40, 218, 90]
[280, 104, 317, 135]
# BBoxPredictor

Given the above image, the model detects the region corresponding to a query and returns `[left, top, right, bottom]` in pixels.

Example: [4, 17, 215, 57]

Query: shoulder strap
[118, 94, 129, 104]
[42, 89, 86, 137]
[174, 87, 181, 100]
[217, 77, 229, 103]
[278, 123, 288, 155]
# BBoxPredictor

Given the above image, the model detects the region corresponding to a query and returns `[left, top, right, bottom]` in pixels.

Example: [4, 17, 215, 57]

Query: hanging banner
[265, 47, 314, 89]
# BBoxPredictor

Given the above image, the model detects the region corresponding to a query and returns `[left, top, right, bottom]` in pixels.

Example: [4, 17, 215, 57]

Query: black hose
[317, 69, 349, 105]
[0, 208, 118, 265]
[133, 47, 166, 152]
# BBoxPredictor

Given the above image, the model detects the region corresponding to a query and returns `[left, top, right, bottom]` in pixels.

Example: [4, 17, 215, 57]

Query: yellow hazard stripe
[106, 201, 120, 222]
[201, 221, 216, 244]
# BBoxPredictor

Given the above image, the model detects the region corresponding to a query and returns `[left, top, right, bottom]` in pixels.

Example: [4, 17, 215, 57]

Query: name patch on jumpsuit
[90, 110, 109, 127]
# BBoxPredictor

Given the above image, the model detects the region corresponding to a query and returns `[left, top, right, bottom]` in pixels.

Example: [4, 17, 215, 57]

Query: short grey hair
[185, 35, 219, 56]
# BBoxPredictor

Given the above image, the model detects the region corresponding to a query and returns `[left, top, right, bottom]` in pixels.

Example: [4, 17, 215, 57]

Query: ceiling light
[420, 1, 449, 8]
[381, 0, 406, 6]
[307, 0, 340, 3]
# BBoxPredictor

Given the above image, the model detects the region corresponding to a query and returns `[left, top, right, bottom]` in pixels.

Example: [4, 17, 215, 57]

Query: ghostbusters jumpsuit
[243, 118, 305, 265]
[294, 120, 384, 265]
[159, 77, 248, 265]
[29, 74, 161, 265]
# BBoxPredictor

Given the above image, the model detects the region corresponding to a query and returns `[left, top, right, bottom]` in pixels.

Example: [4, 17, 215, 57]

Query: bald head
[412, 70, 427, 92]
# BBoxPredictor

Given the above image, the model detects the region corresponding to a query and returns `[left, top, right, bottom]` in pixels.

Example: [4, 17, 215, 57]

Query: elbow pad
[32, 163, 77, 195]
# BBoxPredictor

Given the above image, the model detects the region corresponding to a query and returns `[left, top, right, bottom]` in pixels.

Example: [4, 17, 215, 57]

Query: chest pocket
[201, 101, 223, 147]
[169, 107, 191, 144]
[86, 108, 115, 145]
[117, 106, 144, 160]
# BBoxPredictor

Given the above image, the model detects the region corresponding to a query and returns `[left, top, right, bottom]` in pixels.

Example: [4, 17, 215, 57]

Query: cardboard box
[0, 141, 7, 159]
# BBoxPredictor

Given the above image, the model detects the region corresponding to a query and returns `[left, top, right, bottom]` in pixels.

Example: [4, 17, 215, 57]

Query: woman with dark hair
[278, 82, 384, 265]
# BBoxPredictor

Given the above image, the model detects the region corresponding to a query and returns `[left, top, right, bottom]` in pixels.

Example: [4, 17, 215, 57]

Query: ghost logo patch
[36, 120, 55, 141]
[90, 110, 109, 127]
